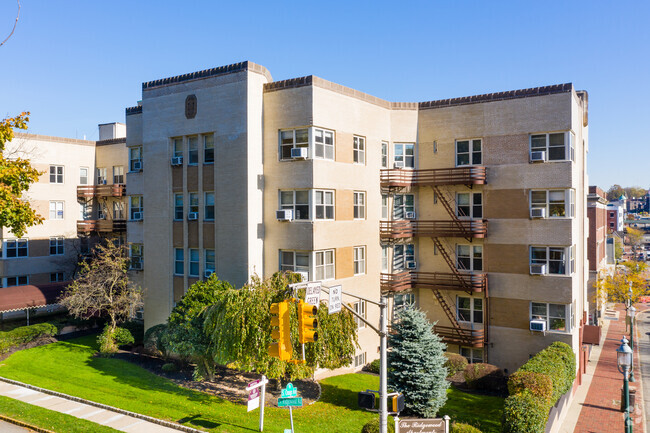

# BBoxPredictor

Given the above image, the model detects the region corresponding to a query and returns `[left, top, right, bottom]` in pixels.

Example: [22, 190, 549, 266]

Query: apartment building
[125, 61, 589, 375]
[607, 200, 625, 232]
[587, 186, 610, 324]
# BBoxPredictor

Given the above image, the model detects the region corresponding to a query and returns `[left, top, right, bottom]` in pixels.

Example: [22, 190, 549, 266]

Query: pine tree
[388, 308, 449, 417]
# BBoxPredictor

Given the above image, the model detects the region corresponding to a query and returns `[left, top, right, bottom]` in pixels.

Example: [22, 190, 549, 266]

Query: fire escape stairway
[432, 186, 472, 241]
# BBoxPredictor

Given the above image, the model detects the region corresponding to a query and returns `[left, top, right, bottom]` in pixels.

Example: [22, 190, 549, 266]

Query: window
[531, 302, 570, 332]
[393, 194, 414, 219]
[354, 191, 365, 219]
[394, 143, 414, 168]
[49, 237, 64, 255]
[4, 239, 28, 258]
[381, 245, 389, 272]
[49, 201, 64, 220]
[393, 244, 415, 270]
[530, 246, 574, 275]
[79, 202, 90, 220]
[189, 249, 199, 277]
[354, 352, 367, 368]
[174, 248, 184, 275]
[280, 128, 309, 160]
[457, 193, 482, 219]
[188, 136, 199, 165]
[280, 251, 310, 275]
[457, 296, 483, 324]
[394, 293, 415, 314]
[456, 245, 482, 271]
[113, 201, 125, 219]
[315, 250, 335, 280]
[530, 190, 575, 218]
[456, 139, 482, 166]
[50, 272, 65, 282]
[97, 168, 107, 185]
[50, 165, 64, 183]
[353, 136, 365, 164]
[280, 127, 334, 160]
[5, 276, 28, 286]
[129, 147, 142, 171]
[205, 249, 215, 274]
[113, 166, 124, 184]
[204, 134, 215, 163]
[354, 301, 366, 329]
[79, 167, 88, 185]
[130, 244, 143, 270]
[130, 196, 143, 220]
[460, 347, 483, 364]
[280, 190, 309, 220]
[381, 195, 388, 219]
[314, 190, 334, 220]
[205, 192, 215, 220]
[313, 128, 334, 159]
[530, 132, 575, 161]
[174, 194, 183, 220]
[189, 193, 199, 215]
[172, 138, 183, 159]
[354, 246, 366, 275]
[381, 142, 388, 168]
[79, 237, 90, 255]
[97, 203, 106, 220]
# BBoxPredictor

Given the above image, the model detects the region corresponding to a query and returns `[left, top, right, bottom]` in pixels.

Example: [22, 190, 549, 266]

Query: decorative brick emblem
[185, 95, 197, 119]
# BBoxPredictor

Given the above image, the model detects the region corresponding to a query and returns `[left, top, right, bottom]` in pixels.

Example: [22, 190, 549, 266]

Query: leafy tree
[627, 227, 644, 250]
[59, 242, 143, 353]
[624, 186, 647, 199]
[388, 308, 448, 417]
[598, 261, 647, 304]
[0, 112, 44, 237]
[606, 184, 625, 201]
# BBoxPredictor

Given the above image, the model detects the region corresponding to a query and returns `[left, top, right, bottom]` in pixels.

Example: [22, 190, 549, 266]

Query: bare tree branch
[0, 0, 20, 48]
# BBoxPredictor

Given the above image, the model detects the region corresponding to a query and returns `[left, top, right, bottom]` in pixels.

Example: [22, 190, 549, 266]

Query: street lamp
[628, 305, 636, 382]
[617, 337, 633, 433]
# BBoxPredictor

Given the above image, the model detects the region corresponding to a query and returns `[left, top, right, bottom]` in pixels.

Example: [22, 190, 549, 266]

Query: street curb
[635, 305, 649, 433]
[0, 413, 56, 433]
[0, 376, 204, 433]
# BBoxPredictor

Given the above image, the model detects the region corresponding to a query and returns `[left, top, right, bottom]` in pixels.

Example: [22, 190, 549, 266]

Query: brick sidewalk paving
[574, 303, 644, 433]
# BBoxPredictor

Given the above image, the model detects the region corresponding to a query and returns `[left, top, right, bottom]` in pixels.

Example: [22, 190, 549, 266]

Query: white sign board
[328, 285, 342, 314]
[247, 379, 261, 412]
[305, 282, 322, 306]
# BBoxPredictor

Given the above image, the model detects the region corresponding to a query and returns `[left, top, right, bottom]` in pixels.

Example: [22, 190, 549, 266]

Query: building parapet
[126, 106, 142, 116]
[96, 137, 126, 146]
[13, 132, 96, 147]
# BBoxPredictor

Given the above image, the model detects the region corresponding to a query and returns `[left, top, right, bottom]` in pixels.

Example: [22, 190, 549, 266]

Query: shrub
[0, 323, 59, 353]
[519, 347, 570, 403]
[463, 363, 504, 391]
[161, 362, 178, 373]
[444, 352, 468, 377]
[120, 320, 144, 345]
[507, 371, 553, 403]
[365, 359, 381, 374]
[502, 391, 549, 433]
[143, 323, 169, 357]
[361, 417, 395, 433]
[113, 327, 135, 346]
[451, 422, 482, 433]
[546, 342, 576, 396]
[97, 326, 134, 354]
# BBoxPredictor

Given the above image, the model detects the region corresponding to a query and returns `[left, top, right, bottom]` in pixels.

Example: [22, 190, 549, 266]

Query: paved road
[636, 308, 650, 433]
[0, 420, 33, 432]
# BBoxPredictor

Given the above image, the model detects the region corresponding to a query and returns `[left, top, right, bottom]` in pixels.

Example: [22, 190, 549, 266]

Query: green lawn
[0, 336, 503, 433]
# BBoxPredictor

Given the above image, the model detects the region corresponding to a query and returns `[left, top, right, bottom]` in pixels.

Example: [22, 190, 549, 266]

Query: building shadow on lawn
[318, 382, 370, 412]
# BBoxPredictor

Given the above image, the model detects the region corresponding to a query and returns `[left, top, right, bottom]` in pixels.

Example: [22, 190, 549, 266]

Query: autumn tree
[598, 261, 647, 304]
[625, 187, 647, 199]
[59, 241, 144, 353]
[607, 184, 625, 201]
[0, 112, 44, 237]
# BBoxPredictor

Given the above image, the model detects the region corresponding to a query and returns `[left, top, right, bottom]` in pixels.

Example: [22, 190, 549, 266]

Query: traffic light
[268, 301, 292, 360]
[389, 393, 405, 413]
[297, 300, 318, 344]
[358, 391, 376, 410]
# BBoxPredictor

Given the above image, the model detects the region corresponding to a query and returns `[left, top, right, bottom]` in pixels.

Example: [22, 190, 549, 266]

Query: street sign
[398, 418, 447, 433]
[278, 397, 303, 407]
[328, 285, 342, 314]
[305, 282, 321, 306]
[281, 383, 297, 397]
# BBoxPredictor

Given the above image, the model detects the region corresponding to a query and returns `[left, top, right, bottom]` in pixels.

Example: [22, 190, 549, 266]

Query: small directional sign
[328, 285, 342, 314]
[281, 383, 297, 398]
[278, 396, 303, 407]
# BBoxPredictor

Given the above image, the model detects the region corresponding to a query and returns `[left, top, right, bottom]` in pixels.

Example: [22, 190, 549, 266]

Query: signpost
[278, 383, 303, 433]
[245, 375, 268, 431]
[328, 285, 342, 314]
[396, 416, 450, 433]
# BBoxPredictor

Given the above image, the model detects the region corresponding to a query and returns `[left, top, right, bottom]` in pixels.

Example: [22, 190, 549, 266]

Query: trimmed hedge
[507, 371, 552, 403]
[463, 363, 504, 391]
[518, 342, 573, 403]
[0, 323, 59, 354]
[444, 352, 468, 377]
[361, 417, 395, 433]
[451, 422, 482, 433]
[502, 391, 549, 433]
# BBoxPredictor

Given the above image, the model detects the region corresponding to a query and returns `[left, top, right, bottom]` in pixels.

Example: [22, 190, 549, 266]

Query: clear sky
[1, 0, 648, 190]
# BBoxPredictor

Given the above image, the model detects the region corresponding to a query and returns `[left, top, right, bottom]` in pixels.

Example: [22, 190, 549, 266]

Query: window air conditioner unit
[132, 211, 143, 221]
[530, 208, 546, 218]
[530, 264, 546, 275]
[296, 271, 309, 282]
[291, 147, 308, 159]
[171, 156, 183, 166]
[132, 161, 142, 171]
[530, 151, 546, 162]
[530, 320, 547, 332]
[405, 211, 416, 219]
[393, 161, 404, 169]
[188, 212, 199, 221]
[130, 261, 143, 271]
[406, 261, 417, 270]
[102, 179, 107, 185]
[276, 209, 293, 221]
[204, 270, 214, 278]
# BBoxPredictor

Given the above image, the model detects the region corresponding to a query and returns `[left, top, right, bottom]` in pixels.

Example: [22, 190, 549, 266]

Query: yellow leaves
[0, 112, 30, 151]
[597, 265, 647, 304]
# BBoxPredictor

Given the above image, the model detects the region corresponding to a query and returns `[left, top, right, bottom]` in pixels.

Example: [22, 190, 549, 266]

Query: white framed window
[381, 195, 388, 219]
[313, 128, 334, 160]
[97, 167, 107, 185]
[129, 146, 142, 171]
[354, 246, 366, 275]
[189, 193, 199, 214]
[97, 203, 106, 220]
[393, 244, 415, 270]
[280, 127, 335, 161]
[460, 347, 484, 364]
[393, 194, 414, 220]
[381, 141, 388, 168]
[5, 275, 28, 287]
[130, 244, 143, 270]
[280, 190, 309, 220]
[280, 128, 308, 160]
[394, 143, 414, 168]
[113, 201, 124, 219]
[530, 190, 575, 218]
[456, 245, 483, 271]
[381, 245, 389, 272]
[4, 239, 28, 258]
[79, 202, 90, 220]
[113, 166, 124, 184]
[189, 249, 199, 277]
[205, 192, 215, 220]
[188, 136, 199, 165]
[354, 352, 367, 368]
[394, 293, 415, 316]
[457, 192, 482, 219]
[49, 201, 64, 220]
[354, 301, 366, 329]
[172, 138, 183, 159]
[530, 131, 575, 161]
[49, 237, 64, 255]
[354, 191, 365, 219]
[205, 249, 215, 274]
[315, 249, 335, 280]
[530, 246, 574, 275]
[174, 248, 184, 275]
[531, 302, 570, 332]
[204, 134, 215, 164]
[456, 139, 482, 166]
[457, 296, 483, 324]
[49, 165, 64, 183]
[50, 272, 65, 282]
[280, 250, 310, 276]
[129, 196, 143, 220]
[79, 167, 88, 185]
[314, 190, 334, 220]
[353, 136, 365, 164]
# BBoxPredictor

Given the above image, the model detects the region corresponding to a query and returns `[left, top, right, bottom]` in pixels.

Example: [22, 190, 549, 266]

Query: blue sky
[1, 0, 648, 189]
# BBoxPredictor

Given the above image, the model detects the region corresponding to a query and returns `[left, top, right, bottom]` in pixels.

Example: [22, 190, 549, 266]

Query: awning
[0, 282, 70, 314]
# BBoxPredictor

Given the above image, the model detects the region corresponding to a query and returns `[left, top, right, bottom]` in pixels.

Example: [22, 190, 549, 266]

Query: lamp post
[617, 337, 633, 433]
[629, 305, 636, 382]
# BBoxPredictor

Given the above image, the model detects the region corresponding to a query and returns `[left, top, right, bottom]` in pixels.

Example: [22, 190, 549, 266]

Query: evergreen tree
[388, 308, 449, 417]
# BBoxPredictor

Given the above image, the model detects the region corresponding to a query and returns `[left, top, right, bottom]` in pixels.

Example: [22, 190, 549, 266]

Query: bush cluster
[97, 326, 134, 354]
[444, 352, 468, 377]
[451, 422, 482, 433]
[463, 363, 504, 391]
[364, 359, 381, 374]
[360, 418, 395, 433]
[502, 341, 575, 433]
[0, 323, 59, 354]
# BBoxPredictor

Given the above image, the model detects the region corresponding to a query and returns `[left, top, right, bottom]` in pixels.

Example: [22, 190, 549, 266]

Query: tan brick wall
[336, 246, 354, 279]
[489, 297, 530, 329]
[485, 244, 529, 274]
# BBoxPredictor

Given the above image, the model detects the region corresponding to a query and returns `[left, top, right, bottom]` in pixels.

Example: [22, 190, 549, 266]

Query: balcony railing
[381, 271, 487, 293]
[380, 167, 486, 188]
[434, 325, 485, 348]
[77, 219, 127, 233]
[77, 184, 126, 199]
[380, 220, 487, 240]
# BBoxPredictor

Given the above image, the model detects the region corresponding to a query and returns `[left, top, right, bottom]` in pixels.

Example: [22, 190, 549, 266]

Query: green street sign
[278, 396, 303, 407]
